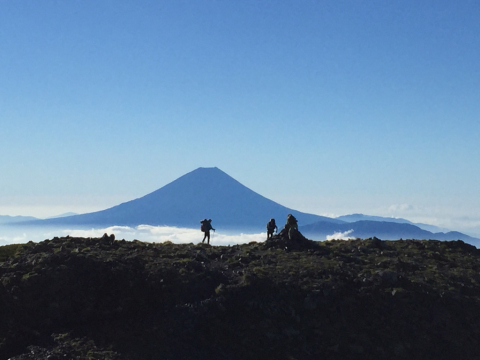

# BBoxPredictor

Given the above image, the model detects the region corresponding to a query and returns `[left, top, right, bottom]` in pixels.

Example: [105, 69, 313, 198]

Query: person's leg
[202, 232, 207, 243]
[207, 231, 210, 244]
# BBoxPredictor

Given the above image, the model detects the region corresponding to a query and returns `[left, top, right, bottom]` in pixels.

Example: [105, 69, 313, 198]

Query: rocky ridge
[1, 231, 480, 359]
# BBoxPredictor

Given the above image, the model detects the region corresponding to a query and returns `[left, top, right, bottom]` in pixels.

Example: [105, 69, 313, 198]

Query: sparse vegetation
[1, 233, 480, 359]
[0, 243, 25, 262]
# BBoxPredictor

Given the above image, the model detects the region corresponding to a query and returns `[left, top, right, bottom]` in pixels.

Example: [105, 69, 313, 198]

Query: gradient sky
[1, 1, 479, 236]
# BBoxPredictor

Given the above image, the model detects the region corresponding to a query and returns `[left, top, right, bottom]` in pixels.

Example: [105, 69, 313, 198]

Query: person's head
[208, 219, 212, 222]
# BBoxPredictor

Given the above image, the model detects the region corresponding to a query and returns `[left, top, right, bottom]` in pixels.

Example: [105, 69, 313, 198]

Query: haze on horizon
[1, 1, 479, 237]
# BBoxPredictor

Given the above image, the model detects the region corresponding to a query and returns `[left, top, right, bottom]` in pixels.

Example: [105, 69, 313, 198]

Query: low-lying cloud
[65, 225, 266, 246]
[326, 229, 354, 240]
[0, 225, 269, 246]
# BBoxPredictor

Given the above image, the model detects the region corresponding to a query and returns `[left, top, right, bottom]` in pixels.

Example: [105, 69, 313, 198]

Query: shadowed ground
[1, 232, 480, 359]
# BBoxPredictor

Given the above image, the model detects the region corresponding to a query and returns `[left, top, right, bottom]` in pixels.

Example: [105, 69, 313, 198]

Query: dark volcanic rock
[264, 227, 316, 252]
[1, 236, 480, 359]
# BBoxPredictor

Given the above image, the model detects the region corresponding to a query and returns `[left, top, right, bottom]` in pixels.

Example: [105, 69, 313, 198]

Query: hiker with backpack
[200, 218, 215, 244]
[266, 218, 278, 239]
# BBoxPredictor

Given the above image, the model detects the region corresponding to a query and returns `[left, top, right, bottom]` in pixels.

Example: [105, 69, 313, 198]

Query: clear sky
[1, 1, 479, 236]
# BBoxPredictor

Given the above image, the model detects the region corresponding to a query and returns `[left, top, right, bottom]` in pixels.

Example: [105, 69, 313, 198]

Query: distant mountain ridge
[46, 212, 78, 219]
[301, 220, 480, 245]
[0, 215, 37, 225]
[28, 167, 343, 231]
[0, 213, 77, 224]
[336, 213, 450, 233]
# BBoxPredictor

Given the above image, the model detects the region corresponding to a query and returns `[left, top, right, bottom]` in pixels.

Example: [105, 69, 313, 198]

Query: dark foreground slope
[1, 234, 480, 360]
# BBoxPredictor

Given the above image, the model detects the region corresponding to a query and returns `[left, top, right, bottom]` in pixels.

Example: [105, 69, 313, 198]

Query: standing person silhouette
[200, 219, 215, 244]
[266, 218, 278, 239]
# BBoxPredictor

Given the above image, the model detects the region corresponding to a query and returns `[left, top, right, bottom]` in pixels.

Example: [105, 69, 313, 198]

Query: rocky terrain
[1, 230, 480, 359]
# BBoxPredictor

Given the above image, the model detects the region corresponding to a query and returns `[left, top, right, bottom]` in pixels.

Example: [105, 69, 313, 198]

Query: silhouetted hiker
[200, 218, 215, 244]
[266, 218, 278, 239]
[285, 214, 298, 240]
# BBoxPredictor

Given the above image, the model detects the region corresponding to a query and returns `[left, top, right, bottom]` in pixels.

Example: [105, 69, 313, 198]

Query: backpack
[267, 219, 276, 231]
[200, 219, 212, 232]
[200, 219, 207, 232]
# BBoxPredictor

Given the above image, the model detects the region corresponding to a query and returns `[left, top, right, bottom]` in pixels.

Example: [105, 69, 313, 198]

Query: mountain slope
[0, 215, 38, 225]
[33, 167, 343, 230]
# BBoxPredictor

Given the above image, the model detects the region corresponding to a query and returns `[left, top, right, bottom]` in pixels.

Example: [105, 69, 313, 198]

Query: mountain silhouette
[34, 167, 343, 231]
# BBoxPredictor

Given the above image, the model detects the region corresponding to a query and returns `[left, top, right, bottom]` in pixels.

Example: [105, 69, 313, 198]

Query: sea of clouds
[0, 224, 353, 246]
[0, 225, 270, 246]
[64, 225, 267, 246]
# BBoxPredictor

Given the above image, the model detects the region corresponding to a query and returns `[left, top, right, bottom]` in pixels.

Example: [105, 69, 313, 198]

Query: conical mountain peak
[37, 168, 337, 230]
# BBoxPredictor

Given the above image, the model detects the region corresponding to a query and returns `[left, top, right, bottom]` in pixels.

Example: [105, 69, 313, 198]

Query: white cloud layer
[0, 225, 268, 246]
[326, 229, 355, 240]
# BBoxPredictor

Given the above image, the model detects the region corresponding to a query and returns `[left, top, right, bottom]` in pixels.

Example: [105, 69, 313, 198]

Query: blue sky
[1, 1, 479, 236]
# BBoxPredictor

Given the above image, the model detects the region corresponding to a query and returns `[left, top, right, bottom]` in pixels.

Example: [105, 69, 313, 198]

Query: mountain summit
[38, 167, 339, 230]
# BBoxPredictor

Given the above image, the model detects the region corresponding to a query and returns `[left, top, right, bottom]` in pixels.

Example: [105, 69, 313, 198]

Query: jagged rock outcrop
[264, 226, 317, 251]
[1, 234, 480, 359]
